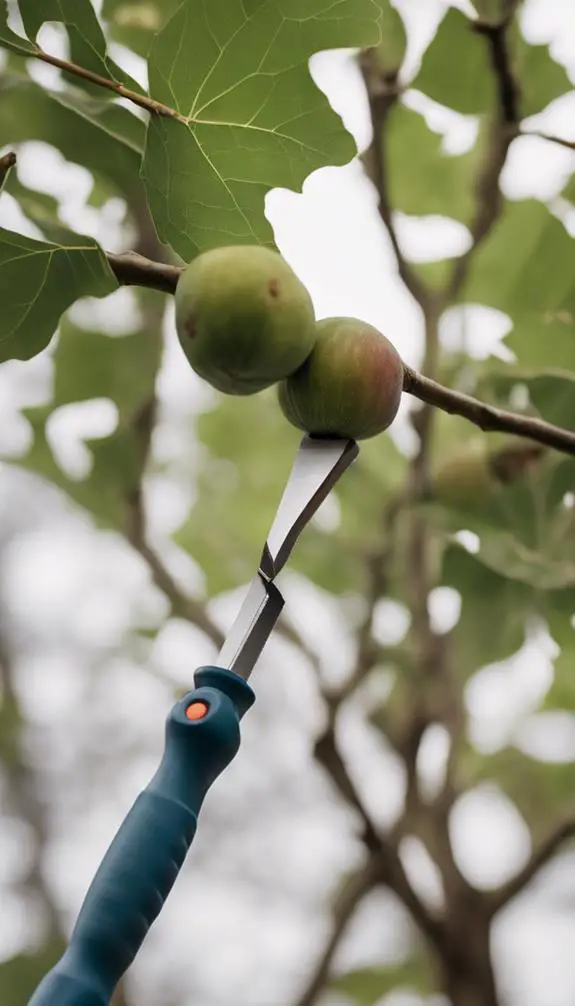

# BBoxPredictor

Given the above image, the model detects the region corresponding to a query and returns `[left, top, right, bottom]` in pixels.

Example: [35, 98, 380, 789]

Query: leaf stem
[29, 47, 182, 119]
[107, 250, 182, 293]
[522, 130, 575, 152]
[490, 818, 575, 914]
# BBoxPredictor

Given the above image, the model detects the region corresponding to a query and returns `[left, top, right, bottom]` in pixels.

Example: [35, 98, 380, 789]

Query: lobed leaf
[141, 0, 383, 260]
[0, 73, 143, 199]
[12, 0, 145, 93]
[0, 0, 36, 55]
[461, 200, 575, 373]
[0, 227, 117, 362]
[385, 103, 488, 224]
[13, 317, 162, 531]
[412, 8, 572, 118]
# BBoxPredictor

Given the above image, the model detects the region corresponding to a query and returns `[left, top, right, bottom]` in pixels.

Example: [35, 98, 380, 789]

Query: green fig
[433, 442, 496, 511]
[174, 245, 316, 395]
[277, 317, 404, 440]
[433, 439, 544, 511]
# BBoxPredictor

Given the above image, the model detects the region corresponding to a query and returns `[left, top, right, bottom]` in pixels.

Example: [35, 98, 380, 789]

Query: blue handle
[28, 666, 255, 1006]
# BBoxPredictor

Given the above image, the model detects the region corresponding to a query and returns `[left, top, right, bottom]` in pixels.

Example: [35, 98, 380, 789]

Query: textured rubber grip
[28, 666, 255, 1006]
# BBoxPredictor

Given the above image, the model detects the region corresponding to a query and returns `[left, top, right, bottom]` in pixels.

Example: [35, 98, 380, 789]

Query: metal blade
[217, 435, 359, 681]
[217, 574, 284, 680]
[259, 436, 359, 581]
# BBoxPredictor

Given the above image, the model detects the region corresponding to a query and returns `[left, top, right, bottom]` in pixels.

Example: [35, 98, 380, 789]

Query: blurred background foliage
[0, 1, 575, 1005]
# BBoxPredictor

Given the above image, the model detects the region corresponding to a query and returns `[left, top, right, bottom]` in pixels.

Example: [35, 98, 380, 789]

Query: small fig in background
[278, 317, 404, 441]
[433, 439, 544, 511]
[433, 442, 496, 511]
[175, 245, 316, 395]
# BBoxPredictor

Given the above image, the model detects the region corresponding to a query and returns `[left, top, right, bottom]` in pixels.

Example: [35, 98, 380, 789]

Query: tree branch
[125, 484, 226, 650]
[26, 47, 181, 119]
[403, 366, 575, 457]
[490, 819, 575, 914]
[294, 861, 385, 1006]
[443, 17, 521, 302]
[522, 130, 575, 152]
[105, 252, 575, 458]
[358, 52, 432, 311]
[475, 18, 521, 125]
[313, 723, 444, 950]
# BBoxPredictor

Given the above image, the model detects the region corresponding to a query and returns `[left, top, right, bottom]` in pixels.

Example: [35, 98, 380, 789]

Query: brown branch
[294, 861, 385, 1006]
[358, 51, 432, 311]
[444, 18, 521, 303]
[474, 18, 521, 125]
[125, 485, 226, 650]
[403, 366, 575, 457]
[490, 819, 575, 914]
[522, 130, 575, 152]
[107, 251, 182, 294]
[313, 724, 444, 950]
[28, 47, 181, 119]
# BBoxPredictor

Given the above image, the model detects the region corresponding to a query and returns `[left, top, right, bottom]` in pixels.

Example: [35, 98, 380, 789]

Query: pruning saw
[28, 433, 359, 1006]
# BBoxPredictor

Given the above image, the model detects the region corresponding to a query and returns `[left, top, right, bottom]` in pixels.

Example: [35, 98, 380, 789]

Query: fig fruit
[277, 317, 404, 440]
[433, 442, 496, 511]
[433, 440, 544, 511]
[174, 245, 316, 395]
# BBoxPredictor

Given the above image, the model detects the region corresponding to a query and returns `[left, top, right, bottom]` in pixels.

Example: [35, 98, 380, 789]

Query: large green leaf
[412, 8, 572, 118]
[3, 172, 62, 227]
[370, 0, 406, 72]
[13, 316, 162, 530]
[12, 0, 145, 93]
[442, 543, 531, 677]
[0, 227, 117, 361]
[141, 0, 383, 260]
[18, 0, 112, 74]
[385, 103, 486, 223]
[102, 0, 182, 57]
[480, 371, 575, 433]
[461, 200, 575, 373]
[0, 0, 35, 54]
[429, 446, 575, 592]
[0, 73, 143, 198]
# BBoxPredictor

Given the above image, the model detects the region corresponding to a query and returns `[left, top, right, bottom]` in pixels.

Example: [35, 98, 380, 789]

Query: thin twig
[358, 52, 431, 311]
[490, 819, 575, 914]
[29, 47, 181, 119]
[294, 860, 386, 1006]
[403, 366, 575, 457]
[126, 485, 226, 649]
[522, 130, 575, 152]
[313, 723, 444, 949]
[474, 18, 521, 124]
[443, 18, 521, 302]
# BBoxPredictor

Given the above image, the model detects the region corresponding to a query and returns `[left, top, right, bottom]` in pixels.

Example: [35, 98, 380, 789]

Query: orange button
[185, 701, 209, 721]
